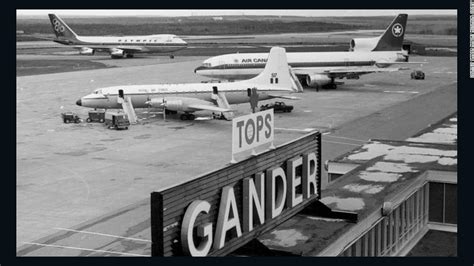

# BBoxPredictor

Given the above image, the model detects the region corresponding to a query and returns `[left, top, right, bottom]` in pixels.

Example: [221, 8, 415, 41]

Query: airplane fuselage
[79, 83, 292, 109]
[195, 51, 406, 80]
[59, 34, 188, 54]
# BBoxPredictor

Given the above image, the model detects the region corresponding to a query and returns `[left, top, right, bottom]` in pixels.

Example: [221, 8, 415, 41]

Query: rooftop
[256, 113, 457, 256]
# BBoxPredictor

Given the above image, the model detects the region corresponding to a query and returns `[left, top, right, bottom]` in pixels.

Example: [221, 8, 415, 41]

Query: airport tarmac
[16, 54, 457, 255]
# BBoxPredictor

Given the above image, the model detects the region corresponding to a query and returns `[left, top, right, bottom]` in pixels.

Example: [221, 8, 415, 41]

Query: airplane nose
[194, 66, 204, 73]
[76, 99, 82, 106]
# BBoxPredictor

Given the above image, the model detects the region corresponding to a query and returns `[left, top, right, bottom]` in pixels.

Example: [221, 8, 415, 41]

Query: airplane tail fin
[48, 14, 79, 40]
[372, 14, 408, 51]
[247, 47, 296, 91]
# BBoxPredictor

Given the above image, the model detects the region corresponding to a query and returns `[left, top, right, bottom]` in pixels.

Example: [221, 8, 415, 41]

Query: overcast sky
[17, 9, 456, 17]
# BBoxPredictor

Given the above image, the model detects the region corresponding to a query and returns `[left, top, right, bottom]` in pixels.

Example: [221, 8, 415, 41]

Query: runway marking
[54, 227, 151, 242]
[22, 242, 148, 257]
[323, 140, 362, 147]
[275, 127, 317, 132]
[383, 90, 419, 94]
[323, 135, 367, 142]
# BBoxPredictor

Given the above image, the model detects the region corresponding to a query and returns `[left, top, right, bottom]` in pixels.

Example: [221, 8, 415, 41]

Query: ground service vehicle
[260, 101, 294, 112]
[86, 110, 105, 123]
[104, 112, 130, 130]
[411, 70, 425, 80]
[61, 112, 81, 123]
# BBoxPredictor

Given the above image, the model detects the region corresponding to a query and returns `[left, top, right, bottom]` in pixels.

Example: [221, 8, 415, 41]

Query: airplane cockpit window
[202, 62, 212, 67]
[94, 89, 102, 94]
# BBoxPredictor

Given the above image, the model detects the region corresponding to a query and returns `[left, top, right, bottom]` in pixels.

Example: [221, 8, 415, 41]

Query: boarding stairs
[211, 92, 234, 121]
[117, 96, 138, 124]
[289, 68, 304, 93]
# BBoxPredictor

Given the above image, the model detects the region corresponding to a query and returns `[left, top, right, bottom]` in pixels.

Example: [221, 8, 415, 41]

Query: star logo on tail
[392, 23, 403, 37]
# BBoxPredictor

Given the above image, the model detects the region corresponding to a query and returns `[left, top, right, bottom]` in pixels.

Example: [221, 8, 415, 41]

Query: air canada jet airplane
[47, 14, 187, 59]
[195, 14, 415, 89]
[76, 47, 301, 120]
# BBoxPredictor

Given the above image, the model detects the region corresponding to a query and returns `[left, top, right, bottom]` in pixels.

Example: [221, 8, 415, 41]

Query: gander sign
[151, 132, 321, 256]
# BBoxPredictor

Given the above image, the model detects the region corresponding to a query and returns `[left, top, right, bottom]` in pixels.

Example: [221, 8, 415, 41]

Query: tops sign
[150, 132, 321, 257]
[232, 109, 274, 157]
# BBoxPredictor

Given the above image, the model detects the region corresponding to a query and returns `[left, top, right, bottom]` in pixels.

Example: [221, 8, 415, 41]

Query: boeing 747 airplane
[48, 14, 187, 59]
[76, 47, 301, 120]
[195, 14, 415, 89]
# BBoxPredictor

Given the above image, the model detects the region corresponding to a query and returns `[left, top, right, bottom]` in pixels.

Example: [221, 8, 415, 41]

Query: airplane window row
[117, 39, 159, 43]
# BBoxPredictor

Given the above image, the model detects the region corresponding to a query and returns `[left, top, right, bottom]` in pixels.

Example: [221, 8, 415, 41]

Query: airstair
[289, 68, 304, 93]
[211, 91, 234, 121]
[117, 96, 138, 124]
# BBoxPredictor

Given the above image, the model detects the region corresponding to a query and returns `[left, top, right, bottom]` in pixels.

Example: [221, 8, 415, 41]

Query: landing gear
[180, 113, 195, 120]
[165, 110, 178, 115]
[322, 82, 337, 90]
[126, 54, 134, 58]
[169, 55, 175, 59]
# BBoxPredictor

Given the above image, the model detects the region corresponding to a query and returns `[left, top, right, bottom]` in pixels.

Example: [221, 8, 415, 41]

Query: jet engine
[306, 74, 332, 88]
[349, 37, 379, 52]
[79, 47, 95, 55]
[110, 48, 125, 58]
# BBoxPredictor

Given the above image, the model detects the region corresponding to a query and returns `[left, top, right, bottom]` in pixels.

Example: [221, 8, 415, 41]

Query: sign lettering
[232, 109, 274, 156]
[180, 151, 318, 256]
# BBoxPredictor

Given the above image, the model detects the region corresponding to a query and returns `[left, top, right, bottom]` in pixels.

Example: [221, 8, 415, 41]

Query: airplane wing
[68, 45, 144, 53]
[267, 95, 301, 100]
[188, 104, 233, 112]
[147, 97, 232, 113]
[294, 66, 403, 79]
[116, 46, 144, 53]
[375, 61, 427, 68]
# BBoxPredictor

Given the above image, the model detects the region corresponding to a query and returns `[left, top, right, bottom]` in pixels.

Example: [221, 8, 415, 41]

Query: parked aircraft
[47, 14, 187, 59]
[194, 14, 414, 89]
[76, 47, 301, 120]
